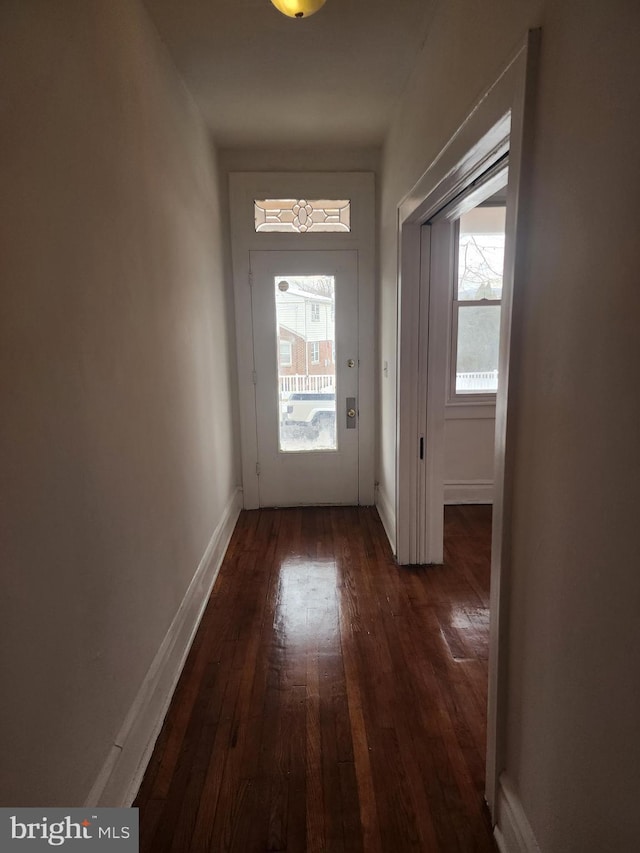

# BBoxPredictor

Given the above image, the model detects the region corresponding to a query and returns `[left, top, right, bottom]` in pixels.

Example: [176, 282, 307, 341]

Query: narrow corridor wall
[0, 0, 237, 805]
[380, 0, 640, 850]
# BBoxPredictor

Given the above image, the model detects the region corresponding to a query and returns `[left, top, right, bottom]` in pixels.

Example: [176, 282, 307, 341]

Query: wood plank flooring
[135, 505, 497, 852]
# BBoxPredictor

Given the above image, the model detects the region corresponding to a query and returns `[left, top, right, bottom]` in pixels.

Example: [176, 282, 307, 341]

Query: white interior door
[250, 250, 359, 506]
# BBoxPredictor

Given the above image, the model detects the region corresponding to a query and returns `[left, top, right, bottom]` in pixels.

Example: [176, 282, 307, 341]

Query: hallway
[135, 506, 496, 852]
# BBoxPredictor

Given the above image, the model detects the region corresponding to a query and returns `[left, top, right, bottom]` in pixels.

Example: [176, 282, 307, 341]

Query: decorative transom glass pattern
[254, 199, 351, 233]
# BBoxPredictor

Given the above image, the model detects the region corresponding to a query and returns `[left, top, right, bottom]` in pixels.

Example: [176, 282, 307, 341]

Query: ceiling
[143, 0, 436, 147]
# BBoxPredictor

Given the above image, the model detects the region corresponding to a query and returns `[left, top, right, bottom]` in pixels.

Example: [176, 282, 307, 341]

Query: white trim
[398, 73, 514, 225]
[436, 162, 510, 226]
[417, 220, 451, 564]
[85, 487, 242, 807]
[444, 479, 494, 504]
[375, 483, 396, 555]
[395, 222, 422, 563]
[494, 773, 541, 853]
[486, 30, 541, 814]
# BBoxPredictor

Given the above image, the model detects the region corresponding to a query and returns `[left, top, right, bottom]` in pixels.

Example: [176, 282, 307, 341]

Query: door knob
[347, 408, 356, 419]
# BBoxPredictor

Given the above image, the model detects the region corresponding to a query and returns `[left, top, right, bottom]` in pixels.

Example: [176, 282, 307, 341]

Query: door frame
[229, 172, 375, 509]
[395, 31, 540, 815]
[416, 165, 510, 565]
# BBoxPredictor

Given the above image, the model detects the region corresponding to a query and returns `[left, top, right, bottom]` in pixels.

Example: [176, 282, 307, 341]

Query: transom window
[451, 204, 505, 397]
[254, 199, 351, 233]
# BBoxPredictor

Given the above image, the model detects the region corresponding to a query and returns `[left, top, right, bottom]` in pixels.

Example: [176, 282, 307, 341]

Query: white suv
[282, 388, 336, 435]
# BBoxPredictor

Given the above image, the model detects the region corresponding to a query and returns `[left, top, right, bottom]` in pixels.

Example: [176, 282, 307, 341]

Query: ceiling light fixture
[269, 0, 326, 19]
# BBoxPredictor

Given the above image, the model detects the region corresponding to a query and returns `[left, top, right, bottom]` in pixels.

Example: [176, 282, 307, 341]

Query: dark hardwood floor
[135, 505, 497, 852]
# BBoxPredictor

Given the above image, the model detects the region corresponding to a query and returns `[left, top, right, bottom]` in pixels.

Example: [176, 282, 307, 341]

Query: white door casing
[416, 168, 509, 565]
[230, 172, 375, 509]
[395, 31, 540, 817]
[251, 250, 359, 506]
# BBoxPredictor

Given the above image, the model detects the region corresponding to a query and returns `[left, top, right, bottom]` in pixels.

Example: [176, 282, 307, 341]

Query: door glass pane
[457, 206, 506, 300]
[456, 305, 501, 393]
[275, 275, 337, 452]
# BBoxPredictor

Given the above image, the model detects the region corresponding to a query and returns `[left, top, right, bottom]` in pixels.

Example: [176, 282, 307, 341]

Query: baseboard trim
[375, 484, 396, 555]
[444, 479, 494, 505]
[494, 773, 540, 853]
[85, 487, 242, 807]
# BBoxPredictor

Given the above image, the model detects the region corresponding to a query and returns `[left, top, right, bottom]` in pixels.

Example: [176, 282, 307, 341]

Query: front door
[250, 250, 359, 506]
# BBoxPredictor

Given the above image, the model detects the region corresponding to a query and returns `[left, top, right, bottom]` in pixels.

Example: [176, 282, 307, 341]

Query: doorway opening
[416, 168, 509, 564]
[394, 32, 539, 821]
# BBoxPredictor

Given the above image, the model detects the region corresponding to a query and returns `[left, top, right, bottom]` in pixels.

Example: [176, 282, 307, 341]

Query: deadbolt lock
[347, 358, 355, 368]
[346, 396, 357, 429]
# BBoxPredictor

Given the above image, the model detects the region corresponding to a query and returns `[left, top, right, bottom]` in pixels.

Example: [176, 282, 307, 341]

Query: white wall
[380, 0, 640, 850]
[0, 0, 238, 806]
[444, 407, 495, 504]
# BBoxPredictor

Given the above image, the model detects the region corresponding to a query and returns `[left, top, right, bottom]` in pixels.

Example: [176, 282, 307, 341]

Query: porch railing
[279, 374, 334, 394]
[456, 370, 499, 392]
[280, 370, 498, 395]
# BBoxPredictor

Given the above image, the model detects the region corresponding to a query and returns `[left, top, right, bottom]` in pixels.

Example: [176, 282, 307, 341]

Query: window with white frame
[310, 341, 320, 364]
[279, 339, 292, 367]
[311, 303, 320, 322]
[451, 204, 505, 397]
